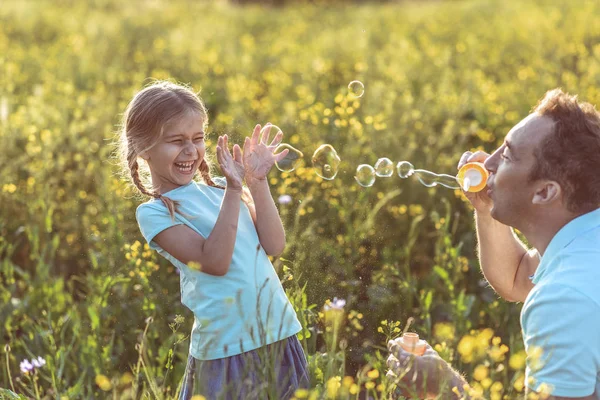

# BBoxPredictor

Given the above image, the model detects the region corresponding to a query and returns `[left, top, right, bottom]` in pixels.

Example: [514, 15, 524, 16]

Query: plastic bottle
[456, 162, 489, 193]
[397, 332, 427, 356]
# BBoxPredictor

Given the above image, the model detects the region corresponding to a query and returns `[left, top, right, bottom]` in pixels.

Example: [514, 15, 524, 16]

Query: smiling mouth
[174, 160, 196, 173]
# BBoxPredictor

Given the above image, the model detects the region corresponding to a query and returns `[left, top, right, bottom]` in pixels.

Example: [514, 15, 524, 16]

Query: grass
[1, 0, 600, 398]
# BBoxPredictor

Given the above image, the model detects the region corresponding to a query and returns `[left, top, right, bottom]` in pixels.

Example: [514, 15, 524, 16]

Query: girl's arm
[243, 124, 289, 257]
[153, 135, 245, 276]
[246, 179, 286, 256]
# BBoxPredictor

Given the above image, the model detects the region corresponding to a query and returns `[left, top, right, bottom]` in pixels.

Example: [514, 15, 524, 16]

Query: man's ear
[532, 180, 561, 205]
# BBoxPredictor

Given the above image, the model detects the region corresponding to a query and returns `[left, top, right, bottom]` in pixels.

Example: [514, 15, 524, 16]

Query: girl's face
[142, 111, 206, 194]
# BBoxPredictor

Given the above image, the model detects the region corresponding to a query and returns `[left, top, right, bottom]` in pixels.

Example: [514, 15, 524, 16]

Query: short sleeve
[522, 283, 600, 397]
[135, 202, 183, 251]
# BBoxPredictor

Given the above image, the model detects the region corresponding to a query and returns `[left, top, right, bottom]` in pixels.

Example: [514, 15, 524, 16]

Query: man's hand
[387, 338, 467, 399]
[457, 150, 493, 215]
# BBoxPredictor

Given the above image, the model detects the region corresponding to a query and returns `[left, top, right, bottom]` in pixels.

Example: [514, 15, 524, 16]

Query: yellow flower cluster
[457, 328, 508, 364]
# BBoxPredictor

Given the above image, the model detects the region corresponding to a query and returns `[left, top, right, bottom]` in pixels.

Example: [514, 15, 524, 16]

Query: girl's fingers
[233, 144, 243, 163]
[261, 123, 272, 144]
[216, 145, 224, 167]
[243, 137, 250, 155]
[251, 124, 261, 145]
[222, 134, 229, 155]
[274, 148, 289, 162]
[268, 130, 283, 149]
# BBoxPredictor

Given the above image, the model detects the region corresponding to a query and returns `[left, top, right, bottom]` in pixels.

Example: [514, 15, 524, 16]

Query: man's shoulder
[541, 241, 600, 293]
[524, 279, 600, 323]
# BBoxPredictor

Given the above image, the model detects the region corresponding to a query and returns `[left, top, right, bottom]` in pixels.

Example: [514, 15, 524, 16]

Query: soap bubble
[275, 144, 304, 172]
[396, 161, 415, 178]
[414, 170, 438, 187]
[312, 144, 341, 180]
[355, 164, 376, 187]
[348, 80, 365, 98]
[374, 157, 394, 177]
[397, 160, 463, 190]
[414, 170, 461, 189]
[259, 124, 282, 142]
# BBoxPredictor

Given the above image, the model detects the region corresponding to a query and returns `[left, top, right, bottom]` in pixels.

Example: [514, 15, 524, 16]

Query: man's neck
[519, 209, 578, 256]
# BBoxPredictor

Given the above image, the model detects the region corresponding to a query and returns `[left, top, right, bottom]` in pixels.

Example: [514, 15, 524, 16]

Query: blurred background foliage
[1, 0, 600, 398]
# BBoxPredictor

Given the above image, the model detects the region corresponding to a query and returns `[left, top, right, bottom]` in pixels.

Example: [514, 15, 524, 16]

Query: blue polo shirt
[521, 207, 600, 398]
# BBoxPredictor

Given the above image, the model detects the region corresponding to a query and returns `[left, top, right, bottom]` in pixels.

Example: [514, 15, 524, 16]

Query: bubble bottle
[396, 332, 427, 356]
[456, 162, 489, 192]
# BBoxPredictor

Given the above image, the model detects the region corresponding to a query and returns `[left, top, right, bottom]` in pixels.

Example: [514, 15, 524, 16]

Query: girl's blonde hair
[118, 80, 223, 220]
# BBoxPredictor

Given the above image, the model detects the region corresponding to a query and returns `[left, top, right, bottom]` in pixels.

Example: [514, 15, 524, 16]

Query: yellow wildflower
[326, 376, 341, 399]
[95, 374, 112, 391]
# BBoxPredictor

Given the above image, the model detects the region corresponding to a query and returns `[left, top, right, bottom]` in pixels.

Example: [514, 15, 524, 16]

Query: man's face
[483, 113, 555, 227]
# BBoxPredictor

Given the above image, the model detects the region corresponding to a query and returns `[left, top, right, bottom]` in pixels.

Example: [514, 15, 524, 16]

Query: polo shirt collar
[531, 207, 600, 284]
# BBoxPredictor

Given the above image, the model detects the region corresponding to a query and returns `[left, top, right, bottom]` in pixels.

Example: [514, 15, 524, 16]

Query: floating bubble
[413, 170, 460, 189]
[312, 144, 341, 180]
[374, 157, 394, 177]
[348, 80, 365, 98]
[259, 124, 282, 141]
[397, 160, 463, 190]
[275, 144, 304, 172]
[355, 164, 376, 187]
[396, 161, 415, 179]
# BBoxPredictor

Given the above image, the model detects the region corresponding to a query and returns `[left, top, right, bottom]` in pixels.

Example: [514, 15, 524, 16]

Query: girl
[118, 81, 308, 399]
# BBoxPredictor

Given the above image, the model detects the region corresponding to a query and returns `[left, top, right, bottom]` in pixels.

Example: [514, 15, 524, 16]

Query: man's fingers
[458, 150, 491, 169]
[387, 354, 399, 370]
[457, 151, 472, 169]
[467, 150, 490, 163]
[385, 369, 398, 380]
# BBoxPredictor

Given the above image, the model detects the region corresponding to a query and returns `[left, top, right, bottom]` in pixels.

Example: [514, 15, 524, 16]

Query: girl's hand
[216, 135, 245, 191]
[243, 123, 289, 187]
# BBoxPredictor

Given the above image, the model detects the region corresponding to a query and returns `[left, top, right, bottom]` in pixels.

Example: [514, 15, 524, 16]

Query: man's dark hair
[530, 88, 600, 214]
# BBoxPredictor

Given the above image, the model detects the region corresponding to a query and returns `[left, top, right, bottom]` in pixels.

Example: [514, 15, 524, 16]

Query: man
[387, 89, 600, 399]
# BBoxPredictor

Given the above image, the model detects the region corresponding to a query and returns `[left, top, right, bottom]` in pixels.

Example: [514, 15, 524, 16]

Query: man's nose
[484, 152, 498, 173]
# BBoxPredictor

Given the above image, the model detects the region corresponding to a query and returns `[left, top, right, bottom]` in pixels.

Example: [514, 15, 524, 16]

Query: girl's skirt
[179, 335, 309, 400]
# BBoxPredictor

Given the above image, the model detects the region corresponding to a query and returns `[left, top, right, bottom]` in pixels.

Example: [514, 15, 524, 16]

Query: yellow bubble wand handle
[457, 162, 489, 193]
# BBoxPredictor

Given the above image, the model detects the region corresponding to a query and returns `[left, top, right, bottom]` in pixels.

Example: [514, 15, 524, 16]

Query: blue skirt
[179, 335, 309, 400]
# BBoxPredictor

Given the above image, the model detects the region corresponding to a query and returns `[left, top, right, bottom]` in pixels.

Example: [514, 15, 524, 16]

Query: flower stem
[4, 345, 15, 392]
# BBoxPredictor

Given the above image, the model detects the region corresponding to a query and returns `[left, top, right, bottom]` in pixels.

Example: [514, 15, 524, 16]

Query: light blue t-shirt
[135, 178, 302, 361]
[521, 207, 600, 398]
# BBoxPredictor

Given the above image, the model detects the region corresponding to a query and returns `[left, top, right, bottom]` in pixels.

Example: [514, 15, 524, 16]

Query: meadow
[1, 0, 600, 398]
